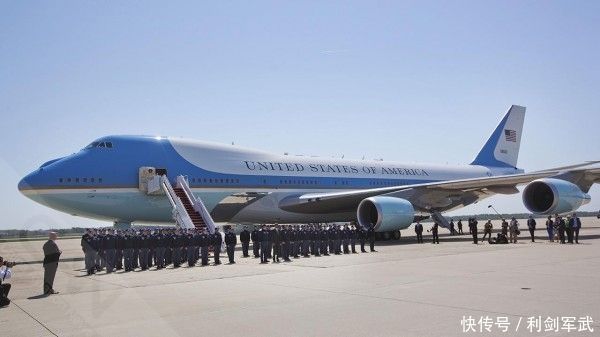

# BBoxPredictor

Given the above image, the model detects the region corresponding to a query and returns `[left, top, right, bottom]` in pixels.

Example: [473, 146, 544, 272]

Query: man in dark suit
[527, 215, 537, 242]
[251, 227, 260, 258]
[43, 232, 61, 295]
[240, 226, 251, 257]
[414, 222, 424, 244]
[368, 224, 376, 252]
[212, 228, 222, 265]
[570, 213, 582, 244]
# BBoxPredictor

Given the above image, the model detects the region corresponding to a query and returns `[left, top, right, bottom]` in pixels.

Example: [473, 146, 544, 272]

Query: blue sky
[1, 1, 599, 229]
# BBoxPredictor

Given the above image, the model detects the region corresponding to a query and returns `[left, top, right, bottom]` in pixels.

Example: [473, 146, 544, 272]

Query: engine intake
[522, 178, 591, 215]
[357, 196, 415, 232]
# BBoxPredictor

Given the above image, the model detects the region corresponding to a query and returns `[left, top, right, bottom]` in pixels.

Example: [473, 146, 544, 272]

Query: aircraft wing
[278, 162, 600, 214]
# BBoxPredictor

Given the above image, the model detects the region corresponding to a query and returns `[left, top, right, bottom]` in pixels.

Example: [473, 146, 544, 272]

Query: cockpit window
[85, 141, 114, 149]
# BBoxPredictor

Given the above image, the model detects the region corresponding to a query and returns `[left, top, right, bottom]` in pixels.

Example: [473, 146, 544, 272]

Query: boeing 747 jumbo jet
[18, 106, 600, 238]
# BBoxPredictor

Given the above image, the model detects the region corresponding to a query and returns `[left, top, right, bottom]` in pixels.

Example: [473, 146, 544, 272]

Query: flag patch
[504, 129, 517, 142]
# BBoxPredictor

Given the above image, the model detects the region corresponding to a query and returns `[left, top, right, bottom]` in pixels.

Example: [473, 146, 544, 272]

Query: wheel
[393, 231, 401, 240]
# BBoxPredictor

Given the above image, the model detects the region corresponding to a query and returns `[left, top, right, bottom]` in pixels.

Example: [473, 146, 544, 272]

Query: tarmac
[2, 217, 600, 337]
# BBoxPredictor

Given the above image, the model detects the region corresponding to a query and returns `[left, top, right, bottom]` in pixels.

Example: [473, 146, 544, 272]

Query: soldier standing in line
[225, 227, 237, 264]
[139, 230, 149, 270]
[457, 219, 463, 234]
[212, 227, 223, 265]
[240, 226, 250, 257]
[328, 225, 335, 254]
[148, 229, 156, 268]
[281, 226, 290, 262]
[115, 230, 124, 271]
[123, 230, 134, 271]
[171, 229, 180, 268]
[414, 222, 424, 244]
[131, 230, 139, 270]
[342, 224, 350, 254]
[81, 229, 94, 275]
[320, 225, 329, 256]
[251, 226, 261, 258]
[260, 225, 270, 263]
[272, 225, 281, 263]
[312, 226, 320, 256]
[105, 230, 117, 273]
[186, 229, 196, 267]
[368, 224, 376, 252]
[350, 225, 357, 253]
[200, 229, 210, 266]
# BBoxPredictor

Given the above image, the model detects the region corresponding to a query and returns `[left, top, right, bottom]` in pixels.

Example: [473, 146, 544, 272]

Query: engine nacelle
[357, 196, 415, 232]
[522, 178, 591, 215]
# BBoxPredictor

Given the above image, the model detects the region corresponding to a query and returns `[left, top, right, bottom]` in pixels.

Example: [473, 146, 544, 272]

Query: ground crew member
[272, 226, 281, 263]
[414, 222, 424, 243]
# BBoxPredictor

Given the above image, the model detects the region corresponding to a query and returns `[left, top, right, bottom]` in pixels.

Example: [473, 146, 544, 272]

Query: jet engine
[522, 178, 591, 215]
[357, 196, 415, 232]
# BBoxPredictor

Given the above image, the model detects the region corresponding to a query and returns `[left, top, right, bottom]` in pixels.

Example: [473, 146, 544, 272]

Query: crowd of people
[414, 213, 584, 245]
[80, 223, 377, 274]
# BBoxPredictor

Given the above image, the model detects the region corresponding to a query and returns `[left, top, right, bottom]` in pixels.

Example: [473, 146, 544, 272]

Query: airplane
[18, 105, 600, 238]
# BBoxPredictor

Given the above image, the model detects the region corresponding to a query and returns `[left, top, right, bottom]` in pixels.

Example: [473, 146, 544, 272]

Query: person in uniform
[123, 230, 134, 271]
[200, 229, 210, 266]
[81, 229, 95, 275]
[212, 228, 222, 265]
[132, 230, 140, 269]
[281, 226, 290, 262]
[570, 213, 582, 244]
[104, 230, 117, 273]
[428, 223, 439, 244]
[449, 219, 456, 235]
[527, 215, 537, 242]
[320, 225, 329, 256]
[312, 226, 320, 256]
[555, 214, 566, 244]
[301, 226, 310, 257]
[171, 229, 181, 268]
[154, 229, 165, 269]
[115, 230, 124, 271]
[545, 216, 554, 242]
[481, 220, 493, 242]
[368, 224, 376, 252]
[186, 229, 196, 267]
[251, 226, 260, 258]
[414, 222, 424, 244]
[509, 217, 519, 243]
[148, 229, 156, 268]
[43, 232, 61, 295]
[457, 219, 463, 234]
[289, 226, 298, 258]
[500, 219, 508, 237]
[225, 227, 237, 264]
[240, 226, 250, 257]
[358, 226, 367, 252]
[565, 215, 574, 244]
[260, 225, 270, 263]
[349, 225, 357, 253]
[342, 225, 350, 254]
[272, 225, 281, 263]
[469, 217, 478, 244]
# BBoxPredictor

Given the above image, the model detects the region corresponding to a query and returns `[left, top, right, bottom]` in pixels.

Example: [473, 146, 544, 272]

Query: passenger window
[106, 142, 113, 148]
[67, 178, 71, 182]
[91, 178, 95, 182]
[99, 142, 106, 148]
[75, 178, 79, 183]
[83, 178, 87, 182]
[98, 178, 103, 183]
[59, 178, 63, 183]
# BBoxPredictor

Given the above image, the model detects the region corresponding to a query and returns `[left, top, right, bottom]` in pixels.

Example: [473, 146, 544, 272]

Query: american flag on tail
[504, 129, 517, 142]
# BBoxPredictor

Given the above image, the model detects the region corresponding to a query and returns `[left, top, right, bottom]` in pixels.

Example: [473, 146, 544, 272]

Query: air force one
[18, 105, 600, 236]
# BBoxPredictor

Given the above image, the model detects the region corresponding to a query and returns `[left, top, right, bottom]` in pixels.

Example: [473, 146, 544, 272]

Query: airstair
[140, 167, 215, 233]
[431, 211, 451, 231]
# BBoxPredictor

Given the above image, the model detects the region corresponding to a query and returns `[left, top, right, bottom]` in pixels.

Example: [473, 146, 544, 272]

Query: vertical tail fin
[471, 105, 526, 168]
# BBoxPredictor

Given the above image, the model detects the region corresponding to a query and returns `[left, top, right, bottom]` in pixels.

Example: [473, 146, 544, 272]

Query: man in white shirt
[0, 256, 14, 307]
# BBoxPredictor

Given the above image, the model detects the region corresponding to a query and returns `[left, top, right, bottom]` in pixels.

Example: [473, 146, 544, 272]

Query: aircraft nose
[18, 172, 36, 193]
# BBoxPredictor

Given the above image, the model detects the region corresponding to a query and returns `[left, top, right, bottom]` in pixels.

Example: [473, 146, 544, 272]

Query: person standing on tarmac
[414, 222, 424, 243]
[240, 226, 250, 257]
[251, 226, 260, 258]
[212, 228, 222, 265]
[200, 229, 210, 266]
[272, 225, 281, 263]
[469, 217, 479, 244]
[260, 225, 271, 263]
[527, 215, 537, 242]
[225, 227, 237, 264]
[509, 217, 519, 243]
[481, 220, 493, 242]
[457, 219, 463, 234]
[545, 216, 554, 242]
[428, 222, 439, 244]
[570, 213, 582, 244]
[368, 224, 376, 252]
